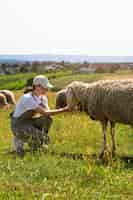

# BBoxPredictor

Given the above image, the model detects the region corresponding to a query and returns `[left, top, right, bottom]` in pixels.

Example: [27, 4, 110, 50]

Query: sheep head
[66, 87, 79, 110]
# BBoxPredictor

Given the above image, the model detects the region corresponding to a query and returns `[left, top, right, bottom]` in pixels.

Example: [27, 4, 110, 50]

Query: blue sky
[0, 0, 133, 55]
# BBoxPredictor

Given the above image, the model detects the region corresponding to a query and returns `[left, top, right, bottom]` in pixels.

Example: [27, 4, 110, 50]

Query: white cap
[33, 75, 53, 89]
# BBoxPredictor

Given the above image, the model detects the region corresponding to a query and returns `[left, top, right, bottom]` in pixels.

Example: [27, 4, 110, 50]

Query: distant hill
[0, 55, 133, 64]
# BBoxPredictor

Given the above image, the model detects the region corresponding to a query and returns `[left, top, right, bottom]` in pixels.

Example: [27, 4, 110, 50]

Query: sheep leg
[99, 120, 108, 158]
[110, 121, 116, 156]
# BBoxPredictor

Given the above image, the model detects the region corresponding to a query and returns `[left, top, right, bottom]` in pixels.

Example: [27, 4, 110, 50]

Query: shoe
[42, 144, 48, 152]
[43, 135, 50, 145]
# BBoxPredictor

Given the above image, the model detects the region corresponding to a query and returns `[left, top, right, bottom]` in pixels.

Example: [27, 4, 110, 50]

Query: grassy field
[1, 71, 133, 199]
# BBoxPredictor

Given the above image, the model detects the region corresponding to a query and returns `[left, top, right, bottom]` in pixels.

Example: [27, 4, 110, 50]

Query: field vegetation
[0, 70, 133, 199]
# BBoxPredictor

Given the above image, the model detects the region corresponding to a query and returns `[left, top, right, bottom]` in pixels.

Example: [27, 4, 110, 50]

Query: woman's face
[37, 85, 48, 95]
[34, 85, 48, 95]
[40, 86, 48, 95]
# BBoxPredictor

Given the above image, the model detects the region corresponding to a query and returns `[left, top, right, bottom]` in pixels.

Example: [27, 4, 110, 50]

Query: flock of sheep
[1, 79, 133, 158]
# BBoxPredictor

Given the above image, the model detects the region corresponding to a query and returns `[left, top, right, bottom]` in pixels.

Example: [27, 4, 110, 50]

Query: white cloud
[0, 0, 133, 55]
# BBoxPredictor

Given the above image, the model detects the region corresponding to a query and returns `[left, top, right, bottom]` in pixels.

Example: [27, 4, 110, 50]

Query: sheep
[0, 93, 8, 108]
[66, 80, 133, 157]
[56, 88, 67, 109]
[0, 90, 16, 105]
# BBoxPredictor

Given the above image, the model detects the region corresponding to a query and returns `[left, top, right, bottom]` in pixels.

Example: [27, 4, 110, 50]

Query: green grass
[1, 71, 133, 199]
[1, 89, 133, 199]
[0, 70, 72, 90]
[1, 69, 133, 91]
[51, 73, 105, 90]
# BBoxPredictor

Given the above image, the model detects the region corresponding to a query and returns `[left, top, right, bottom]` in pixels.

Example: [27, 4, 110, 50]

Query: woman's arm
[34, 106, 69, 116]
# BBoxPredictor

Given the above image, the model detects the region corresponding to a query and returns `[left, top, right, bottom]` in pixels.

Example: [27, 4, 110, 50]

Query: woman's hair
[24, 86, 33, 94]
[24, 84, 43, 94]
[24, 77, 34, 94]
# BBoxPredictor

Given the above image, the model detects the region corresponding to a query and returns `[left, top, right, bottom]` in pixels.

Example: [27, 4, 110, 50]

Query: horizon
[0, 54, 133, 64]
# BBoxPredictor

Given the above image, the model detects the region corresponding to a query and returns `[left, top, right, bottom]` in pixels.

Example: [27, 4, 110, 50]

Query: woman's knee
[34, 116, 53, 129]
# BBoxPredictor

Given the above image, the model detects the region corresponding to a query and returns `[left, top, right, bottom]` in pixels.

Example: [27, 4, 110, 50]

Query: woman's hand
[64, 105, 74, 112]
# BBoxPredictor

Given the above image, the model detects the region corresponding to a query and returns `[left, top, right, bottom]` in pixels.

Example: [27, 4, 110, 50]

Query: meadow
[1, 70, 133, 199]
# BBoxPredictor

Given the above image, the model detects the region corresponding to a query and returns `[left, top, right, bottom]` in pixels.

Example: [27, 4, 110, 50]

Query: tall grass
[0, 70, 72, 90]
[0, 89, 133, 199]
[1, 69, 133, 91]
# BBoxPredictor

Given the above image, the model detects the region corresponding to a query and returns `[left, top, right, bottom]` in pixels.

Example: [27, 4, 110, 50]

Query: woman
[11, 75, 69, 156]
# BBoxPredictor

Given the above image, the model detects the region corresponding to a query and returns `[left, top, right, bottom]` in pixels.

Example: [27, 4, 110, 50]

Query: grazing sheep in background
[0, 93, 8, 108]
[0, 90, 16, 106]
[56, 88, 67, 109]
[66, 80, 133, 157]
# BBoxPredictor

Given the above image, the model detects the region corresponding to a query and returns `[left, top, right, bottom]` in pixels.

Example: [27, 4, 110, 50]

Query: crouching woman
[10, 75, 69, 156]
